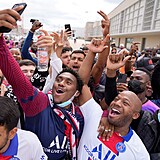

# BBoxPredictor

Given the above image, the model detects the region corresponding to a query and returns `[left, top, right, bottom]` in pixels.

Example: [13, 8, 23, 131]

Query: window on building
[132, 25, 137, 32]
[155, 20, 160, 29]
[125, 38, 133, 49]
[156, 9, 160, 19]
[134, 10, 138, 17]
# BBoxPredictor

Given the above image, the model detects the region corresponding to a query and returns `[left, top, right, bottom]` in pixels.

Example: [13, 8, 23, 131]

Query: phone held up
[64, 24, 71, 32]
[117, 74, 127, 83]
[0, 3, 27, 33]
[30, 19, 39, 24]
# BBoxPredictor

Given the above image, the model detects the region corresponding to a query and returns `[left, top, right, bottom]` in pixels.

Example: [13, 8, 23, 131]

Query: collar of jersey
[2, 133, 18, 156]
[122, 127, 133, 142]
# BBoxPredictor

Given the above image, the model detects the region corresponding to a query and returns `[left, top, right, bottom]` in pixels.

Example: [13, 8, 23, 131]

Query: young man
[78, 90, 150, 160]
[0, 9, 84, 159]
[0, 96, 47, 159]
[104, 52, 159, 114]
[77, 37, 150, 160]
[19, 59, 36, 80]
[68, 50, 86, 72]
[0, 37, 84, 159]
[60, 47, 72, 68]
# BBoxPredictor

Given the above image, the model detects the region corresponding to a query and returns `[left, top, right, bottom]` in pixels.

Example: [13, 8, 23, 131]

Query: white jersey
[1, 129, 47, 160]
[78, 98, 150, 160]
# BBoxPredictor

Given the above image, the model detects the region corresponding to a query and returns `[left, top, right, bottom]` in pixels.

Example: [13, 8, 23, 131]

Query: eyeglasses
[112, 52, 117, 54]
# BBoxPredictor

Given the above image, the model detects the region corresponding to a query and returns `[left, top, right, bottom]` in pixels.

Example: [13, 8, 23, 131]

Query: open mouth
[72, 66, 79, 70]
[110, 108, 121, 115]
[56, 88, 64, 94]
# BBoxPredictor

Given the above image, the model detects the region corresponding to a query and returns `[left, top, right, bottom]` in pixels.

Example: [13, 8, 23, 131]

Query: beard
[108, 113, 132, 128]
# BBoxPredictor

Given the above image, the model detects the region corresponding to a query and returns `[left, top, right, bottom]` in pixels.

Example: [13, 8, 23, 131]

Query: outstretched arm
[79, 36, 108, 85]
[0, 10, 48, 117]
[21, 21, 43, 65]
[91, 11, 110, 84]
[37, 30, 63, 93]
[78, 36, 108, 106]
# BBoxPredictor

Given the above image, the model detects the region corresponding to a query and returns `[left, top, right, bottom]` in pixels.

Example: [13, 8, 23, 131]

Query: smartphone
[30, 19, 39, 23]
[0, 3, 27, 33]
[65, 24, 71, 32]
[117, 74, 127, 83]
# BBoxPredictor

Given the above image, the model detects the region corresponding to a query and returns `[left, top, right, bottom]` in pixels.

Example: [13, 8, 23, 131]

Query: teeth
[111, 108, 120, 114]
[57, 89, 64, 93]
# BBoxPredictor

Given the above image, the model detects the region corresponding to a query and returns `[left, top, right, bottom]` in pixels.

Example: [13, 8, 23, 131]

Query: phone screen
[65, 24, 71, 32]
[117, 74, 127, 83]
[12, 3, 27, 15]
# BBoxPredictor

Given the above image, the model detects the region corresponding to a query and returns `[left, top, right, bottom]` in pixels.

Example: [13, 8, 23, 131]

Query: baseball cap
[136, 57, 155, 71]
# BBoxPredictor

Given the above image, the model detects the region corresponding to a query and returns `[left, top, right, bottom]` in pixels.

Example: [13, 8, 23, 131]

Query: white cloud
[0, 0, 123, 31]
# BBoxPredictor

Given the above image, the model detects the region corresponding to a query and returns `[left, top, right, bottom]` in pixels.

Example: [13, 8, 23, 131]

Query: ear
[8, 127, 17, 140]
[132, 112, 140, 120]
[74, 90, 80, 98]
[146, 81, 151, 88]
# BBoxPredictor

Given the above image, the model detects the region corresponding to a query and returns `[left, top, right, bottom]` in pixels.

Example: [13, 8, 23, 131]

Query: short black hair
[57, 68, 84, 94]
[71, 50, 86, 58]
[0, 97, 20, 132]
[19, 59, 36, 67]
[61, 47, 73, 54]
[136, 67, 151, 80]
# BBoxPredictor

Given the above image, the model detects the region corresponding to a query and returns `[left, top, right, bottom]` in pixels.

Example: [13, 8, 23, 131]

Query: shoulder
[17, 129, 41, 145]
[80, 97, 102, 120]
[127, 130, 150, 159]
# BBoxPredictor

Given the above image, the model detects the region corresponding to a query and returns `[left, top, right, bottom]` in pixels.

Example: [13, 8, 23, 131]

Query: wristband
[29, 30, 34, 33]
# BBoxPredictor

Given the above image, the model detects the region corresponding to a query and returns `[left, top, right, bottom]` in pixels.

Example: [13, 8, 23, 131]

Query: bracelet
[29, 30, 34, 33]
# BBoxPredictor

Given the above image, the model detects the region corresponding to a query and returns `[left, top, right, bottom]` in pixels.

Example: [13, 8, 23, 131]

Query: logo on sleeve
[116, 142, 126, 153]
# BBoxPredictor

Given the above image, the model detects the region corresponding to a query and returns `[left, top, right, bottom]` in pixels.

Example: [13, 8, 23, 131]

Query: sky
[0, 0, 123, 31]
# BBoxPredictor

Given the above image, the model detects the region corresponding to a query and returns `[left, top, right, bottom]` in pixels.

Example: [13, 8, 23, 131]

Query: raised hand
[36, 30, 54, 56]
[63, 29, 72, 40]
[117, 83, 128, 92]
[50, 30, 63, 47]
[63, 29, 71, 47]
[30, 20, 43, 32]
[97, 10, 110, 38]
[0, 6, 23, 33]
[107, 49, 131, 71]
[88, 35, 109, 53]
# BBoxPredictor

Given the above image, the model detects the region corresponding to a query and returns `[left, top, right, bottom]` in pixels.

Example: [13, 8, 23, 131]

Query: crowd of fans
[0, 5, 159, 160]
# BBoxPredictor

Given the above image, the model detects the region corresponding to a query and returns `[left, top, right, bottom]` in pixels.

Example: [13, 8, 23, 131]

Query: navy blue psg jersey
[25, 104, 66, 159]
[24, 101, 84, 159]
[0, 41, 84, 160]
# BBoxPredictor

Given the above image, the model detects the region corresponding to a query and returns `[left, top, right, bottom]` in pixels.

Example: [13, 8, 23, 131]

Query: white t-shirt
[1, 129, 48, 160]
[78, 98, 150, 160]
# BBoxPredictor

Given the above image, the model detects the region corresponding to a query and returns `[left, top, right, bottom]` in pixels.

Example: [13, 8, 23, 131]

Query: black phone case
[0, 3, 27, 33]
[65, 24, 71, 32]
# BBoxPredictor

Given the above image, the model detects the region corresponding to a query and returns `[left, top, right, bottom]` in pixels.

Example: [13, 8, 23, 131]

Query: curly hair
[57, 68, 84, 94]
